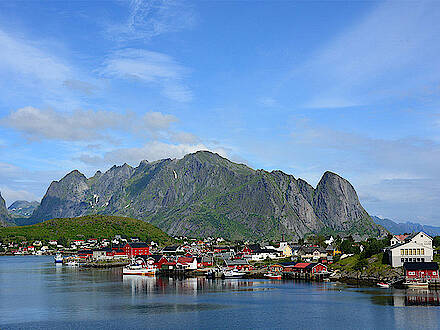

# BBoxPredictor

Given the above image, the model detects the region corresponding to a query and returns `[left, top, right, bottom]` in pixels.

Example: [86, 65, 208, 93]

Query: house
[251, 248, 281, 261]
[242, 244, 261, 256]
[123, 242, 150, 257]
[404, 262, 439, 282]
[224, 259, 253, 271]
[324, 236, 334, 245]
[297, 247, 327, 261]
[269, 264, 285, 272]
[136, 254, 168, 268]
[162, 245, 184, 254]
[177, 256, 198, 270]
[278, 242, 293, 257]
[77, 250, 93, 259]
[196, 256, 213, 268]
[291, 262, 328, 274]
[280, 262, 297, 272]
[386, 232, 434, 267]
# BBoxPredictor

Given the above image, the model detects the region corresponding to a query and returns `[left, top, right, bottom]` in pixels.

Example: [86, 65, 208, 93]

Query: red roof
[177, 256, 194, 264]
[293, 263, 311, 269]
[395, 234, 409, 241]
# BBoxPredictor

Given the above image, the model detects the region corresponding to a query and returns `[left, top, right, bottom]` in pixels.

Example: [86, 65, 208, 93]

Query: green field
[0, 215, 173, 245]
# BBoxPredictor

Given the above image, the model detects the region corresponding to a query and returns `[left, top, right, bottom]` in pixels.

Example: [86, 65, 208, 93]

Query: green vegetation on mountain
[0, 215, 173, 245]
[29, 151, 385, 240]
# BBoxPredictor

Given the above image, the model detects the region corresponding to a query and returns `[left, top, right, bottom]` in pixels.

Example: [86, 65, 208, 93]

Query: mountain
[0, 192, 13, 227]
[8, 200, 40, 218]
[30, 151, 384, 240]
[372, 216, 440, 237]
[0, 215, 173, 245]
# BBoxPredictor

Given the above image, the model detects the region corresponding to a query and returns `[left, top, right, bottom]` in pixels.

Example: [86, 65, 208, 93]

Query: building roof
[293, 262, 311, 268]
[162, 245, 180, 252]
[403, 262, 439, 271]
[127, 242, 149, 248]
[177, 256, 195, 264]
[225, 259, 249, 266]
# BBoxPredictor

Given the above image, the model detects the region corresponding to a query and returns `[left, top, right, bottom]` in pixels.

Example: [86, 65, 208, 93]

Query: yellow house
[279, 243, 292, 257]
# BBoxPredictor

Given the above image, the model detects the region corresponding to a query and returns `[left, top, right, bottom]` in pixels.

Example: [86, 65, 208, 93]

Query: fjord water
[1, 256, 439, 329]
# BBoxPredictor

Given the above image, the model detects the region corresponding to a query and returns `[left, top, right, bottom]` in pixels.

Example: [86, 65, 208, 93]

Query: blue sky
[0, 0, 440, 225]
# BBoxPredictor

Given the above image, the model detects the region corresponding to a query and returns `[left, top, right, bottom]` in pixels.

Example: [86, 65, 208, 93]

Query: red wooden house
[404, 262, 439, 280]
[123, 242, 150, 257]
[291, 262, 328, 274]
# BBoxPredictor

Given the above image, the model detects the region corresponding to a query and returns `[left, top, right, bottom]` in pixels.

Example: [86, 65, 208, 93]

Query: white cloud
[0, 29, 70, 84]
[106, 0, 196, 42]
[0, 186, 39, 206]
[100, 48, 192, 102]
[1, 106, 179, 141]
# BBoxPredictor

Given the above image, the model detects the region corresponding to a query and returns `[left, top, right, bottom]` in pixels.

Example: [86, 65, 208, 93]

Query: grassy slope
[0, 215, 173, 245]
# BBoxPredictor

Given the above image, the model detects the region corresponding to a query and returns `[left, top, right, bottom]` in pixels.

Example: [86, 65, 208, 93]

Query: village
[1, 231, 440, 288]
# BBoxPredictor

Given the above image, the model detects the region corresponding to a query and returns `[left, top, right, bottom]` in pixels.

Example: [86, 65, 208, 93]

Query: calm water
[1, 256, 440, 329]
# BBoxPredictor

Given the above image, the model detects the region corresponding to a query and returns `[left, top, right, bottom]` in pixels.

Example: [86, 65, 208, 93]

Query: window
[417, 249, 420, 255]
[409, 249, 413, 255]
[433, 272, 437, 275]
[421, 248, 424, 255]
[409, 271, 415, 275]
[401, 258, 404, 262]
[401, 249, 404, 256]
[421, 258, 425, 262]
[405, 249, 408, 255]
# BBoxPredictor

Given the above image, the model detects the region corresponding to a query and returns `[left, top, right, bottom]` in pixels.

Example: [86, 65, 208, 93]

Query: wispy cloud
[106, 0, 196, 43]
[292, 1, 440, 108]
[1, 107, 180, 142]
[100, 48, 192, 102]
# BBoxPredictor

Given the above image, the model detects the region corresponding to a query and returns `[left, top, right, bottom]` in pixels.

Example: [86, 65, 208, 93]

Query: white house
[386, 232, 434, 267]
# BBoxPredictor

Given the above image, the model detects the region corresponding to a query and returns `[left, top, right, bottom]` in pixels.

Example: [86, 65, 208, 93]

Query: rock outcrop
[29, 151, 383, 240]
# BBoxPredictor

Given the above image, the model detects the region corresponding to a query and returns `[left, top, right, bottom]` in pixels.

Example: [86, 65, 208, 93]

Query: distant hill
[371, 216, 440, 237]
[8, 200, 39, 218]
[0, 215, 173, 245]
[29, 151, 384, 240]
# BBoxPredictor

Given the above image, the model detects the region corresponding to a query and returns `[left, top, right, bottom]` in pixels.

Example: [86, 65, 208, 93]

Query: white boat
[123, 260, 157, 276]
[377, 282, 390, 288]
[404, 281, 429, 289]
[54, 254, 63, 263]
[223, 269, 246, 279]
[264, 273, 282, 280]
[66, 260, 79, 267]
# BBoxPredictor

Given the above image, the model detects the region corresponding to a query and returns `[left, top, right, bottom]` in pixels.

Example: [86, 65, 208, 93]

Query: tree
[433, 236, 440, 248]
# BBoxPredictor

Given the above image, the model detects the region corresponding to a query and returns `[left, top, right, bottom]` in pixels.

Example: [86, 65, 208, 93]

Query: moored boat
[404, 281, 429, 289]
[54, 254, 63, 263]
[264, 273, 282, 280]
[223, 269, 246, 279]
[123, 259, 157, 276]
[377, 282, 390, 288]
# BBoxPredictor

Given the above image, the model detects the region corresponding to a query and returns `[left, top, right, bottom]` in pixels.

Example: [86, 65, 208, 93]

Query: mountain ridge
[371, 216, 440, 236]
[29, 151, 384, 240]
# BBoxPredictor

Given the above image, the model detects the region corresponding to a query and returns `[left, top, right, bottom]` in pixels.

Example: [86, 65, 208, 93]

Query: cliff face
[0, 192, 12, 227]
[29, 151, 383, 240]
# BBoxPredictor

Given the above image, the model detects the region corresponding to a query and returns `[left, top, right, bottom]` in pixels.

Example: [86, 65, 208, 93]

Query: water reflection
[122, 276, 266, 296]
[368, 288, 440, 307]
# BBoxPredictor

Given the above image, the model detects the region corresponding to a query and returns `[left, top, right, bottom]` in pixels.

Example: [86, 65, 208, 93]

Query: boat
[54, 254, 63, 263]
[404, 281, 429, 289]
[66, 260, 79, 267]
[222, 269, 246, 279]
[123, 260, 157, 276]
[264, 273, 282, 280]
[377, 282, 390, 288]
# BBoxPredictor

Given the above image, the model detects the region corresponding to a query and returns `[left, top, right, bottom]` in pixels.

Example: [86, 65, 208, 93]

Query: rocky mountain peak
[0, 191, 12, 226]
